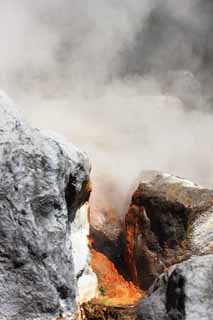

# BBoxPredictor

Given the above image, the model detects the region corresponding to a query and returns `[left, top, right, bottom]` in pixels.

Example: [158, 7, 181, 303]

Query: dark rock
[90, 206, 127, 278]
[125, 171, 213, 290]
[81, 301, 140, 320]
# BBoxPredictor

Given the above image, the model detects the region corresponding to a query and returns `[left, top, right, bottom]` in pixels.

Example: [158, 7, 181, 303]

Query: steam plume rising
[1, 0, 213, 217]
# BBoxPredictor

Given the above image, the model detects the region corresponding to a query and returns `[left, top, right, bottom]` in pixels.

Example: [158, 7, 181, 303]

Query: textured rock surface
[137, 254, 213, 320]
[90, 207, 126, 277]
[125, 171, 213, 290]
[90, 249, 142, 306]
[0, 92, 95, 319]
[71, 203, 98, 304]
[82, 302, 140, 320]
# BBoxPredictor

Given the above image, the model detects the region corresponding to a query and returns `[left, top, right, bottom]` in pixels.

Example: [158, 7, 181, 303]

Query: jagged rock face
[81, 247, 142, 320]
[0, 92, 95, 320]
[125, 171, 213, 290]
[90, 207, 126, 277]
[137, 254, 213, 320]
[90, 249, 142, 306]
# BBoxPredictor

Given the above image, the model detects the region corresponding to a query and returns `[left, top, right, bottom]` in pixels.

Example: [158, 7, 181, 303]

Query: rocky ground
[85, 171, 213, 319]
[1, 94, 213, 320]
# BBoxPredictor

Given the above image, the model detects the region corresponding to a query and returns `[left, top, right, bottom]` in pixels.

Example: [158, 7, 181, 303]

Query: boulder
[0, 92, 97, 320]
[137, 254, 213, 320]
[125, 171, 213, 290]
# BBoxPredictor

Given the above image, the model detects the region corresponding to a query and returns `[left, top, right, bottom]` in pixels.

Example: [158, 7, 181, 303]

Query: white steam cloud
[1, 0, 213, 221]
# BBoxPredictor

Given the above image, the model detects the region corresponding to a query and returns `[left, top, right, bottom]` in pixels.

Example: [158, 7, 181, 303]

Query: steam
[1, 0, 213, 220]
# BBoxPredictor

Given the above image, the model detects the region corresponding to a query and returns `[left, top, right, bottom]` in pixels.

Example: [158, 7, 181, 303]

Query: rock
[0, 92, 96, 319]
[81, 248, 143, 320]
[90, 206, 126, 277]
[91, 207, 122, 244]
[89, 178, 126, 273]
[137, 254, 213, 320]
[90, 249, 142, 306]
[81, 302, 140, 320]
[125, 171, 213, 290]
[71, 203, 98, 304]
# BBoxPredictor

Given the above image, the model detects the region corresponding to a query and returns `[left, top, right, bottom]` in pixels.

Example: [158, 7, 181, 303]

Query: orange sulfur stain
[91, 249, 144, 306]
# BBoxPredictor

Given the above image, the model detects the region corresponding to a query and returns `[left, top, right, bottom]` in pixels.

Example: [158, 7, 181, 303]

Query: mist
[1, 0, 213, 221]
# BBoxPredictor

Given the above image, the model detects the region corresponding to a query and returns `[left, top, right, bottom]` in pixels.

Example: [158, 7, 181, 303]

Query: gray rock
[137, 254, 213, 320]
[0, 92, 91, 319]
